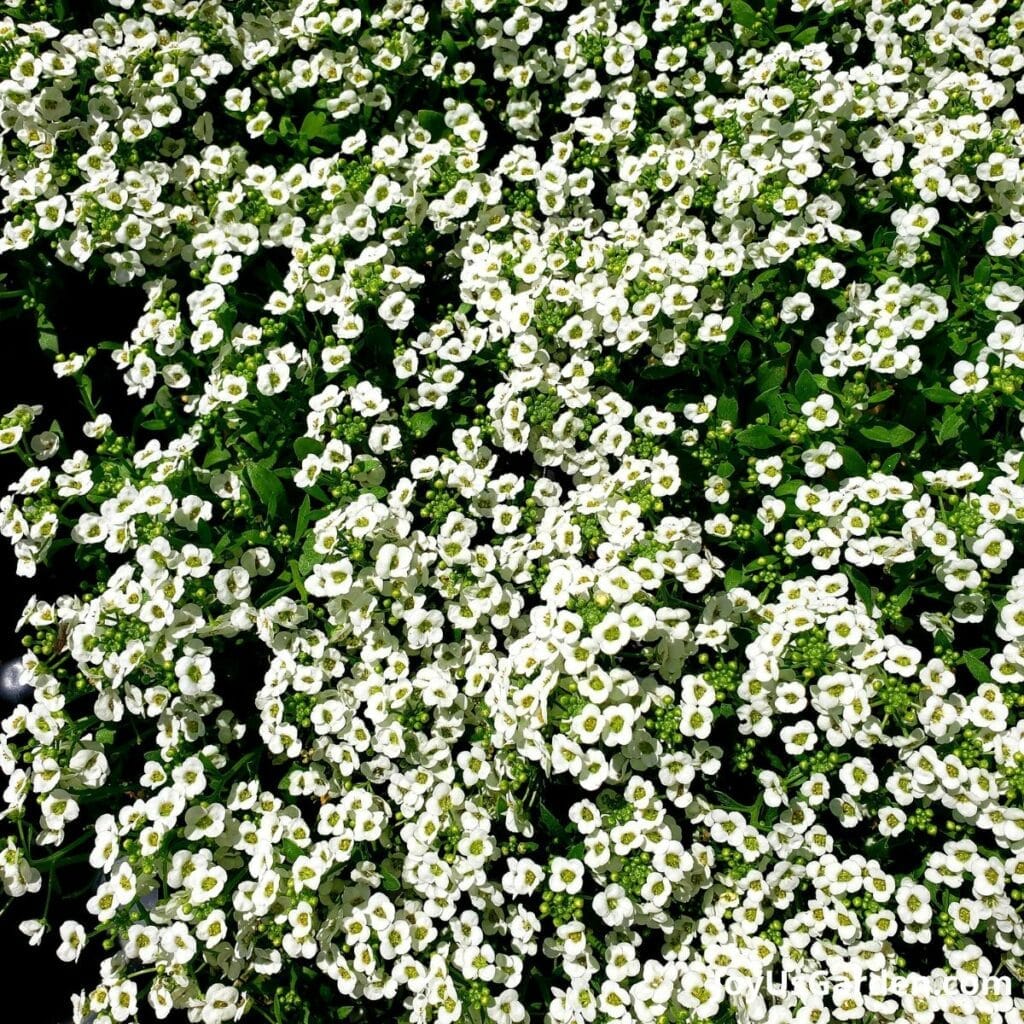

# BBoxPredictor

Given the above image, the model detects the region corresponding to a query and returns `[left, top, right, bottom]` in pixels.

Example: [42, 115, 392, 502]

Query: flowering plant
[1, 0, 1024, 1023]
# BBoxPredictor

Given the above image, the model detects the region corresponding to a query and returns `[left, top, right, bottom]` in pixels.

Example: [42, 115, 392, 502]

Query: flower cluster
[0, 0, 1024, 1023]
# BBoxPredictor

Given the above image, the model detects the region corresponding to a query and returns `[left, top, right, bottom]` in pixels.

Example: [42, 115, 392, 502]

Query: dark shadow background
[0, 259, 143, 1022]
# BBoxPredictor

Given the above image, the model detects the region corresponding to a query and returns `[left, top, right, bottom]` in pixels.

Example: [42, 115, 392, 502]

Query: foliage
[0, 0, 1023, 1023]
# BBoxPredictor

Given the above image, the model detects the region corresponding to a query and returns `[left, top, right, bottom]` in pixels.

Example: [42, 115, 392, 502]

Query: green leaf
[293, 495, 312, 545]
[382, 870, 401, 892]
[860, 424, 915, 447]
[735, 424, 784, 450]
[794, 369, 820, 404]
[300, 110, 327, 140]
[408, 410, 436, 438]
[839, 446, 868, 476]
[750, 268, 779, 299]
[416, 109, 446, 139]
[756, 361, 787, 395]
[34, 308, 59, 354]
[151, 384, 174, 413]
[937, 408, 964, 444]
[713, 789, 756, 813]
[203, 448, 231, 469]
[963, 650, 993, 684]
[246, 462, 287, 521]
[38, 327, 59, 354]
[794, 348, 815, 374]
[921, 384, 959, 405]
[717, 395, 739, 424]
[539, 802, 568, 839]
[725, 567, 745, 590]
[297, 533, 320, 575]
[280, 839, 303, 861]
[939, 235, 963, 302]
[292, 115, 342, 147]
[725, 306, 744, 342]
[757, 389, 787, 422]
[314, 123, 341, 145]
[731, 0, 757, 27]
[293, 437, 324, 460]
[440, 30, 461, 58]
[288, 560, 309, 602]
[793, 25, 818, 44]
[238, 431, 264, 453]
[842, 566, 875, 614]
[258, 581, 297, 606]
[736, 320, 760, 346]
[640, 363, 682, 380]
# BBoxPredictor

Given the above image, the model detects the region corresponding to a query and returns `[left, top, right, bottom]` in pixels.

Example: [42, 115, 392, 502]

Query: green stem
[28, 830, 93, 869]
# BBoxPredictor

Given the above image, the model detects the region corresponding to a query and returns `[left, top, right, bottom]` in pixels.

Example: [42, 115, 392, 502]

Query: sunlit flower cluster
[1, 0, 1024, 1023]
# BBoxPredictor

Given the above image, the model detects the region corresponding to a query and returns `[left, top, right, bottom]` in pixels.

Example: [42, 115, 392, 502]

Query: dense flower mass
[1, 0, 1024, 1022]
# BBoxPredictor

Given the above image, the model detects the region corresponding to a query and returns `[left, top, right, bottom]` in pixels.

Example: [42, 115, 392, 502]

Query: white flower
[801, 441, 843, 479]
[801, 393, 840, 432]
[0, 424, 24, 451]
[592, 613, 629, 655]
[895, 882, 932, 925]
[985, 282, 1024, 313]
[570, 703, 605, 745]
[200, 984, 242, 1024]
[936, 557, 981, 593]
[18, 917, 45, 946]
[600, 703, 636, 746]
[593, 883, 632, 927]
[950, 360, 989, 395]
[988, 222, 1024, 258]
[682, 395, 716, 424]
[971, 526, 1012, 570]
[807, 256, 846, 289]
[548, 856, 584, 895]
[379, 291, 415, 330]
[679, 553, 715, 593]
[256, 362, 290, 396]
[754, 456, 784, 487]
[892, 203, 940, 237]
[780, 721, 817, 755]
[56, 919, 86, 962]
